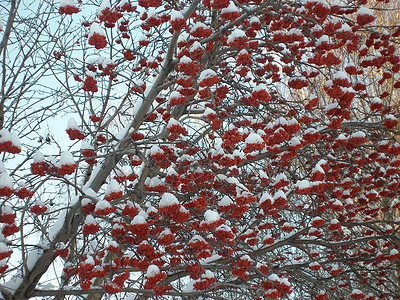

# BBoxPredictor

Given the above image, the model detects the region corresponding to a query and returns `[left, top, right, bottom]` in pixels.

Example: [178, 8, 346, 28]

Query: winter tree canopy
[0, 0, 400, 299]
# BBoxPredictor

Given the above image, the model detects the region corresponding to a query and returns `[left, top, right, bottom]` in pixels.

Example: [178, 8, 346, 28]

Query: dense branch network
[0, 0, 400, 299]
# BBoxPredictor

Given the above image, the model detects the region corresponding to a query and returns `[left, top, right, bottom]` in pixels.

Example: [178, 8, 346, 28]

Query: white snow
[273, 190, 286, 200]
[332, 199, 343, 207]
[221, 2, 239, 13]
[82, 187, 97, 202]
[0, 242, 9, 253]
[333, 71, 348, 80]
[189, 234, 206, 243]
[146, 264, 160, 277]
[288, 136, 301, 147]
[105, 179, 120, 195]
[198, 69, 217, 81]
[203, 210, 220, 223]
[169, 91, 183, 101]
[149, 145, 162, 156]
[273, 173, 288, 184]
[60, 0, 77, 8]
[81, 140, 93, 150]
[316, 35, 329, 46]
[227, 29, 246, 44]
[295, 180, 310, 189]
[171, 10, 184, 20]
[67, 118, 78, 130]
[253, 83, 268, 93]
[351, 289, 363, 295]
[59, 151, 75, 165]
[245, 132, 263, 144]
[386, 114, 397, 121]
[357, 7, 374, 16]
[324, 103, 339, 112]
[249, 16, 260, 24]
[190, 41, 203, 52]
[94, 200, 112, 211]
[260, 191, 272, 203]
[147, 177, 165, 188]
[1, 205, 13, 215]
[350, 131, 366, 138]
[0, 173, 13, 189]
[49, 209, 67, 241]
[167, 118, 182, 128]
[10, 133, 21, 149]
[190, 22, 210, 34]
[268, 274, 279, 281]
[202, 270, 214, 279]
[0, 129, 11, 143]
[89, 23, 105, 38]
[204, 107, 216, 117]
[219, 196, 233, 206]
[131, 215, 146, 225]
[27, 248, 44, 271]
[159, 193, 179, 207]
[98, 0, 110, 13]
[166, 166, 178, 176]
[179, 55, 192, 64]
[84, 215, 97, 225]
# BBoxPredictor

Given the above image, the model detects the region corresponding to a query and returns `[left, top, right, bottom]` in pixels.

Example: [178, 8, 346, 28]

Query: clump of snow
[219, 196, 233, 206]
[1, 205, 13, 215]
[84, 215, 97, 225]
[289, 136, 301, 147]
[59, 151, 75, 165]
[179, 55, 192, 64]
[249, 16, 260, 24]
[0, 162, 6, 173]
[105, 179, 120, 195]
[222, 2, 239, 13]
[95, 200, 112, 211]
[253, 83, 268, 92]
[167, 118, 182, 128]
[198, 69, 217, 81]
[67, 118, 78, 129]
[273, 190, 286, 200]
[0, 173, 13, 189]
[98, 0, 110, 14]
[146, 264, 160, 277]
[81, 140, 93, 150]
[203, 210, 220, 223]
[146, 177, 165, 188]
[227, 28, 246, 44]
[295, 180, 310, 189]
[60, 0, 78, 8]
[159, 193, 179, 207]
[89, 23, 105, 38]
[132, 214, 146, 225]
[190, 22, 210, 33]
[245, 132, 263, 144]
[204, 107, 216, 117]
[333, 71, 348, 80]
[316, 35, 329, 46]
[357, 7, 374, 17]
[190, 41, 203, 52]
[350, 131, 366, 138]
[171, 10, 184, 20]
[27, 249, 44, 271]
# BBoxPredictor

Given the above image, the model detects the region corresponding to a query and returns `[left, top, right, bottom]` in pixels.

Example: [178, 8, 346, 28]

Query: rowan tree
[0, 0, 400, 299]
